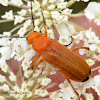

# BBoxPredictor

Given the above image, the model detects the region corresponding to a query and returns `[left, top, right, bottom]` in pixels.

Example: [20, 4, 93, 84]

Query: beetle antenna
[64, 36, 73, 46]
[30, 0, 34, 29]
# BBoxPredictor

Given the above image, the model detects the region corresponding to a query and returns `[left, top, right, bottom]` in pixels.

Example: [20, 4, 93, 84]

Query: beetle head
[27, 32, 41, 45]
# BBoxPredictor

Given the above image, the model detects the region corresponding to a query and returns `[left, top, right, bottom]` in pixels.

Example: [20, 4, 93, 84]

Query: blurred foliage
[68, 0, 99, 13]
[0, 5, 20, 33]
[0, 0, 99, 33]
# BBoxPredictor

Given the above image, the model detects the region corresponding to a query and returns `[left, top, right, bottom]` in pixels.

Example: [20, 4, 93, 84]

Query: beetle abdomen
[41, 39, 91, 82]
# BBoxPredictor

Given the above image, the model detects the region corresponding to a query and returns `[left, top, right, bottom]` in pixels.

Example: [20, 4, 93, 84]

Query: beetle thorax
[27, 32, 41, 45]
[32, 36, 51, 53]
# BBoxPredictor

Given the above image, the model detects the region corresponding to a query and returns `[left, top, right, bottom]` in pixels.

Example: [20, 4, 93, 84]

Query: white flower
[57, 2, 67, 9]
[0, 38, 9, 46]
[42, 0, 47, 6]
[37, 77, 51, 86]
[3, 31, 11, 36]
[59, 80, 68, 92]
[51, 11, 60, 19]
[62, 8, 73, 15]
[9, 0, 23, 6]
[0, 84, 10, 92]
[23, 19, 32, 28]
[13, 85, 20, 91]
[77, 0, 89, 2]
[85, 28, 98, 43]
[0, 96, 5, 100]
[24, 70, 33, 78]
[9, 72, 16, 81]
[14, 15, 24, 25]
[85, 2, 100, 25]
[34, 89, 48, 97]
[0, 58, 8, 73]
[85, 93, 94, 100]
[1, 10, 14, 20]
[32, 69, 41, 78]
[17, 27, 27, 37]
[59, 80, 76, 100]
[47, 29, 54, 39]
[46, 19, 52, 27]
[24, 49, 36, 61]
[22, 81, 27, 90]
[21, 59, 31, 71]
[34, 26, 40, 32]
[26, 91, 33, 98]
[49, 0, 56, 3]
[82, 0, 89, 2]
[47, 4, 55, 10]
[43, 10, 50, 18]
[27, 80, 34, 87]
[92, 75, 100, 96]
[50, 92, 62, 100]
[17, 9, 27, 16]
[58, 36, 72, 45]
[0, 46, 12, 60]
[0, 75, 6, 83]
[79, 49, 88, 55]
[34, 19, 41, 26]
[0, 0, 9, 6]
[42, 63, 56, 75]
[85, 59, 95, 66]
[12, 38, 35, 61]
[89, 44, 97, 51]
[56, 15, 68, 21]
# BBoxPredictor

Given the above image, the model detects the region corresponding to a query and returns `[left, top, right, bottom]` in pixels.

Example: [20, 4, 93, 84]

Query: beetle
[26, 1, 91, 99]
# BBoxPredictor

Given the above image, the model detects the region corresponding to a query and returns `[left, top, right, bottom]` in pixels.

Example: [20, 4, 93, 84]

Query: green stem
[0, 20, 14, 23]
[66, 0, 76, 7]
[10, 24, 23, 33]
[69, 13, 85, 18]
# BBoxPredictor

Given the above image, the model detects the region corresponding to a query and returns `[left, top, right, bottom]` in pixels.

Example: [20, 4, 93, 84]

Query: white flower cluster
[73, 28, 100, 66]
[1, 0, 73, 38]
[0, 38, 35, 61]
[0, 0, 100, 100]
[85, 2, 100, 25]
[57, 78, 95, 100]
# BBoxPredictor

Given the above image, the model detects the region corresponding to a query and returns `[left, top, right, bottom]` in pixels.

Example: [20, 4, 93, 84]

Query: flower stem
[91, 66, 100, 72]
[9, 3, 29, 9]
[10, 24, 23, 34]
[68, 21, 85, 31]
[0, 20, 14, 23]
[66, 0, 76, 7]
[69, 13, 85, 18]
[19, 62, 23, 84]
[6, 80, 14, 88]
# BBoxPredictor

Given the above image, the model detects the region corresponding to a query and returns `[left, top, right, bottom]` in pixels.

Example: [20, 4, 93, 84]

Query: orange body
[27, 32, 91, 82]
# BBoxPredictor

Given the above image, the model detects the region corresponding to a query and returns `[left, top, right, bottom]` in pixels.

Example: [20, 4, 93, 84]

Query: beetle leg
[32, 54, 41, 69]
[33, 59, 44, 71]
[72, 47, 89, 52]
[44, 25, 47, 37]
[64, 36, 73, 46]
[66, 78, 80, 100]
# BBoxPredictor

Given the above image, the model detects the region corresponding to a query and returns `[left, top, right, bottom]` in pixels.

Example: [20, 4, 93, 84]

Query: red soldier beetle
[0, 1, 91, 99]
[26, 1, 91, 99]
